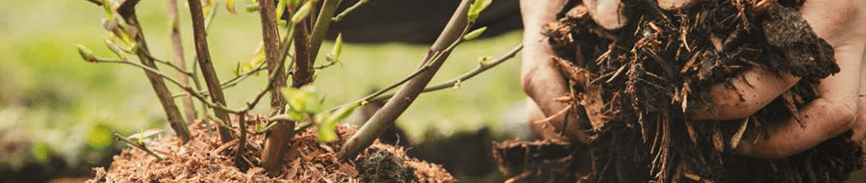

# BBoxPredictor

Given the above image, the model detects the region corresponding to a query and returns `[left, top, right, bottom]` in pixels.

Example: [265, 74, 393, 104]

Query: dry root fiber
[495, 0, 863, 182]
[87, 119, 453, 183]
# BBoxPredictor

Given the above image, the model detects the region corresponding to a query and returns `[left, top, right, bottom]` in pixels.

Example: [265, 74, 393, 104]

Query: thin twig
[142, 52, 194, 76]
[331, 0, 367, 22]
[235, 113, 249, 171]
[369, 44, 522, 102]
[307, 0, 340, 66]
[337, 0, 474, 159]
[90, 58, 238, 113]
[167, 0, 197, 123]
[170, 63, 267, 98]
[114, 133, 164, 160]
[115, 0, 192, 143]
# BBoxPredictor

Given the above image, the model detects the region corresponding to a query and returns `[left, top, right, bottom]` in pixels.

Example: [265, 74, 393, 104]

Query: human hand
[692, 0, 866, 158]
[519, 0, 693, 142]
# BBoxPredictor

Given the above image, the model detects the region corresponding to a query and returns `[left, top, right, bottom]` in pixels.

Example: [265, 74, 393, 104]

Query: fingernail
[594, 0, 627, 29]
[658, 0, 692, 10]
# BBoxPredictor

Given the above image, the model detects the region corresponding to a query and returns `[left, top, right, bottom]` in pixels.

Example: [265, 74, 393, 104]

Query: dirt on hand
[495, 0, 863, 182]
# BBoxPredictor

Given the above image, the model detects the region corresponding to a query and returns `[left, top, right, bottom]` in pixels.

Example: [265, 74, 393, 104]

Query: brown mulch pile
[87, 119, 453, 183]
[495, 0, 863, 182]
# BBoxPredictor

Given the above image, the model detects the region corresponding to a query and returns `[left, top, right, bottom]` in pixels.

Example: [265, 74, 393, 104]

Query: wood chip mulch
[87, 119, 453, 183]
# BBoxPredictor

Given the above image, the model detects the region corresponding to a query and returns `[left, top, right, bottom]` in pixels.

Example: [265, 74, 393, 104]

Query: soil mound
[87, 119, 453, 183]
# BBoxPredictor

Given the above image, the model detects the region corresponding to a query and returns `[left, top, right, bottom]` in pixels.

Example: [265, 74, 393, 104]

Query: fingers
[657, 0, 693, 10]
[851, 96, 866, 141]
[583, 0, 695, 30]
[583, 0, 627, 30]
[798, 0, 866, 48]
[526, 99, 565, 140]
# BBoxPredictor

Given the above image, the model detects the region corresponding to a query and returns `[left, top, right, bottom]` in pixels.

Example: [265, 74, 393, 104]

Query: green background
[0, 0, 527, 171]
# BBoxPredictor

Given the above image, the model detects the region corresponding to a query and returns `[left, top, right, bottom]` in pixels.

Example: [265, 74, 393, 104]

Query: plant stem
[307, 0, 340, 64]
[117, 0, 192, 143]
[167, 0, 197, 123]
[258, 0, 288, 113]
[187, 0, 234, 143]
[114, 133, 164, 161]
[170, 63, 267, 98]
[337, 0, 473, 159]
[235, 113, 249, 171]
[331, 0, 366, 22]
[370, 44, 523, 102]
[262, 0, 310, 175]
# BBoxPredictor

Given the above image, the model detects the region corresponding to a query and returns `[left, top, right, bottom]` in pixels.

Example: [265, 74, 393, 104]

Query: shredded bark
[87, 118, 452, 183]
[495, 0, 863, 182]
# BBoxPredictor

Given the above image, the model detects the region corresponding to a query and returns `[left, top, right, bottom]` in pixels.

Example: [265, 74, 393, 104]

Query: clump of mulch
[87, 118, 453, 183]
[495, 0, 863, 182]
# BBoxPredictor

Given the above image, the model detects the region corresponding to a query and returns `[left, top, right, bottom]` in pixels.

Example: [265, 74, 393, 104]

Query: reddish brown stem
[187, 0, 233, 143]
[167, 0, 197, 123]
[337, 0, 473, 159]
[117, 0, 191, 143]
[258, 0, 293, 176]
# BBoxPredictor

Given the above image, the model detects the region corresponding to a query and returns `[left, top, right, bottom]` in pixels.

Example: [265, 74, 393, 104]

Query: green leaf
[276, 0, 288, 19]
[288, 110, 306, 121]
[317, 112, 338, 142]
[328, 102, 359, 124]
[101, 0, 113, 18]
[76, 44, 97, 62]
[467, 0, 492, 21]
[126, 129, 164, 141]
[283, 88, 309, 113]
[292, 1, 313, 24]
[203, 0, 216, 16]
[30, 142, 50, 163]
[246, 4, 260, 12]
[463, 26, 487, 41]
[227, 0, 237, 15]
[290, 0, 301, 8]
[329, 33, 343, 61]
[87, 124, 114, 150]
[270, 113, 304, 122]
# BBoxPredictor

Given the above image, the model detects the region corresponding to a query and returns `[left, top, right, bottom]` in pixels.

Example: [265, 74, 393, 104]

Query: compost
[494, 0, 863, 182]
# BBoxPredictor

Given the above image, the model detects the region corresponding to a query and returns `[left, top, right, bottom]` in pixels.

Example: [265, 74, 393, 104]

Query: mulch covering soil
[87, 118, 453, 183]
[494, 0, 864, 182]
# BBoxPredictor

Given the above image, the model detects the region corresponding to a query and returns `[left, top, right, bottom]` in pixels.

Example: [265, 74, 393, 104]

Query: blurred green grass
[0, 0, 525, 169]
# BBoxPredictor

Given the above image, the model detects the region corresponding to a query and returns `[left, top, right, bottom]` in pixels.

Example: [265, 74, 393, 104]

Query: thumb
[658, 0, 694, 10]
[584, 0, 627, 30]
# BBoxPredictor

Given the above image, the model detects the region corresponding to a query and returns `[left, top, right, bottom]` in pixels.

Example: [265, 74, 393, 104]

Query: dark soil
[356, 147, 418, 183]
[494, 0, 863, 182]
[86, 119, 453, 182]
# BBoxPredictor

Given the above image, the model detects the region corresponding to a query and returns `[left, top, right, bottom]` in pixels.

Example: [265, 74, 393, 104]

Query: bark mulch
[87, 118, 453, 183]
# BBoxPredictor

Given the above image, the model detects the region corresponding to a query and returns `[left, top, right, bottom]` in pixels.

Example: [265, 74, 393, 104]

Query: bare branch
[371, 44, 523, 102]
[187, 0, 234, 143]
[260, 0, 299, 175]
[257, 0, 288, 112]
[167, 0, 197, 127]
[331, 0, 368, 22]
[337, 0, 474, 159]
[115, 0, 192, 143]
[114, 133, 164, 160]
